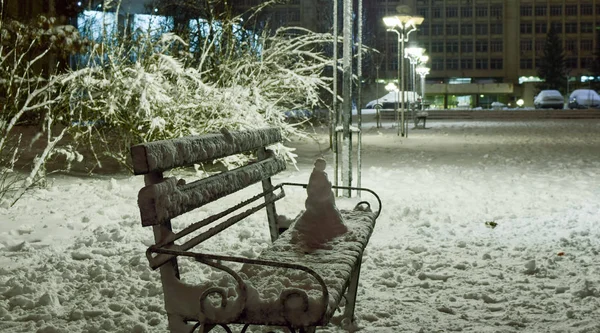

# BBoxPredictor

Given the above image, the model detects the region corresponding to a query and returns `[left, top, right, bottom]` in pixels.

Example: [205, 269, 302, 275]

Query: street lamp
[405, 45, 425, 136]
[383, 9, 424, 136]
[416, 65, 430, 112]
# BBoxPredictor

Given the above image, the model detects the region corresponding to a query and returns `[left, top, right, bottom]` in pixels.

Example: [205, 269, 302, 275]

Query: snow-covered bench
[130, 128, 381, 333]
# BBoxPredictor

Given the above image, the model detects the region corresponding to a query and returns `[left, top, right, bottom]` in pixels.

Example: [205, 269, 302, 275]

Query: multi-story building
[373, 0, 599, 108]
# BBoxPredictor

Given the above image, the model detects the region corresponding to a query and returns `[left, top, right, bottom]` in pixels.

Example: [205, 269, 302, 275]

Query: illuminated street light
[383, 8, 424, 136]
[405, 45, 425, 135]
[416, 65, 430, 112]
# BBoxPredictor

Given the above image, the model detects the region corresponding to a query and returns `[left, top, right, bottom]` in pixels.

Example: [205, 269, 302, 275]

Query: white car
[568, 89, 600, 109]
[365, 91, 427, 109]
[534, 90, 564, 109]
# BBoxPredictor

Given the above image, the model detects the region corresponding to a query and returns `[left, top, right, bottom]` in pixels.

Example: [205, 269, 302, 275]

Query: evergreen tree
[588, 28, 600, 90]
[536, 26, 566, 92]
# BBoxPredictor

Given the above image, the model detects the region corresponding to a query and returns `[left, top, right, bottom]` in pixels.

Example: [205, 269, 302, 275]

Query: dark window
[461, 24, 473, 35]
[475, 58, 488, 69]
[535, 5, 547, 16]
[446, 58, 459, 70]
[550, 22, 562, 33]
[565, 39, 576, 52]
[581, 4, 593, 15]
[446, 7, 458, 18]
[520, 58, 533, 69]
[461, 41, 473, 53]
[461, 6, 472, 17]
[520, 23, 532, 34]
[565, 23, 577, 33]
[432, 7, 441, 18]
[490, 5, 502, 18]
[490, 40, 503, 52]
[431, 41, 444, 53]
[475, 6, 487, 17]
[432, 24, 443, 35]
[461, 58, 473, 69]
[419, 24, 430, 36]
[520, 5, 532, 16]
[490, 58, 503, 69]
[565, 57, 577, 69]
[432, 58, 444, 70]
[580, 22, 593, 33]
[535, 23, 547, 34]
[490, 23, 503, 34]
[581, 39, 593, 51]
[550, 5, 562, 16]
[475, 23, 488, 34]
[446, 24, 459, 35]
[475, 40, 488, 52]
[417, 7, 429, 19]
[581, 57, 594, 68]
[565, 5, 577, 16]
[446, 40, 459, 53]
[535, 39, 545, 52]
[520, 40, 532, 52]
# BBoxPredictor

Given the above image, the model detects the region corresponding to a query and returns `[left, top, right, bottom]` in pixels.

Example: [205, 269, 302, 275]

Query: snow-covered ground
[1, 119, 600, 333]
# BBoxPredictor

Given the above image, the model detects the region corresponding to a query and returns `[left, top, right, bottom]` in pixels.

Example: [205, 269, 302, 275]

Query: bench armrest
[279, 182, 382, 219]
[146, 246, 329, 324]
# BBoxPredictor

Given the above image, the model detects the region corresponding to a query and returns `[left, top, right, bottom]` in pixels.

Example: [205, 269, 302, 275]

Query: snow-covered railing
[130, 127, 381, 333]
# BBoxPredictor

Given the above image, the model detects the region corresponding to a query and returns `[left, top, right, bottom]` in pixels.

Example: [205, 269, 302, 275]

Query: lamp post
[416, 65, 430, 112]
[404, 45, 425, 136]
[383, 9, 423, 136]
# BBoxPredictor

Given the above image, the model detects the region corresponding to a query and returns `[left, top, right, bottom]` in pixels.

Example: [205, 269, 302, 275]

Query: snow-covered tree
[536, 27, 566, 92]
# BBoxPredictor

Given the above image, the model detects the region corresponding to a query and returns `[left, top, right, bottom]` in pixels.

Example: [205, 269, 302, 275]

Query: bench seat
[239, 208, 376, 327]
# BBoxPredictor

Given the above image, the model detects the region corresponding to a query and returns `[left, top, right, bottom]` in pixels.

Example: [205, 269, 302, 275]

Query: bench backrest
[131, 128, 286, 251]
[131, 128, 283, 219]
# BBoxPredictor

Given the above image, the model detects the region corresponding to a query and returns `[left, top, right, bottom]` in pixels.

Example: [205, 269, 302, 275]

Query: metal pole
[331, 0, 338, 151]
[342, 0, 353, 197]
[400, 35, 405, 137]
[357, 0, 363, 197]
[421, 73, 427, 112]
[396, 32, 401, 136]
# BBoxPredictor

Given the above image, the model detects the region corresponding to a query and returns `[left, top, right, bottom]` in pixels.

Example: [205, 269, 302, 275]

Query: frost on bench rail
[131, 127, 283, 174]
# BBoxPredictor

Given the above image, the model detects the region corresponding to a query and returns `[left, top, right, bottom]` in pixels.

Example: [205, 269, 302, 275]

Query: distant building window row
[520, 39, 594, 53]
[429, 40, 503, 54]
[421, 24, 503, 36]
[520, 4, 595, 16]
[520, 57, 595, 69]
[429, 58, 503, 71]
[520, 22, 595, 34]
[417, 5, 502, 19]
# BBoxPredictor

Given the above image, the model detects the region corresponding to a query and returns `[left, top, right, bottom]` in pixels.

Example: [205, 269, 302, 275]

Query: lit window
[77, 10, 117, 41]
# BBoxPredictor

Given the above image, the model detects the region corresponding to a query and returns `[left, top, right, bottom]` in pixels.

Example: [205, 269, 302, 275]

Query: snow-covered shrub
[63, 4, 335, 170]
[0, 7, 88, 206]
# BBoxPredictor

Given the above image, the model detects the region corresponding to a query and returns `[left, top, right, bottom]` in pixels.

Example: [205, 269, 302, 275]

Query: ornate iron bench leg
[343, 252, 364, 323]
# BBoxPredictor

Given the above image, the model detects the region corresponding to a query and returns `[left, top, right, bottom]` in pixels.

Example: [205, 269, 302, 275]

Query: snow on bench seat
[238, 208, 376, 327]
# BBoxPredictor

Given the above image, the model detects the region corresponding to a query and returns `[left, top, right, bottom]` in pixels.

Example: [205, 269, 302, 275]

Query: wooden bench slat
[138, 156, 286, 226]
[131, 127, 283, 175]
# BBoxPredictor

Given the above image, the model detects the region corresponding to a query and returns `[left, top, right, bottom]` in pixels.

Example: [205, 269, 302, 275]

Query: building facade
[371, 0, 600, 108]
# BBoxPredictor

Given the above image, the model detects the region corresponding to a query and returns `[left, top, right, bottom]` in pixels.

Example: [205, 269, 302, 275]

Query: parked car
[365, 91, 430, 109]
[534, 90, 564, 109]
[568, 89, 600, 109]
